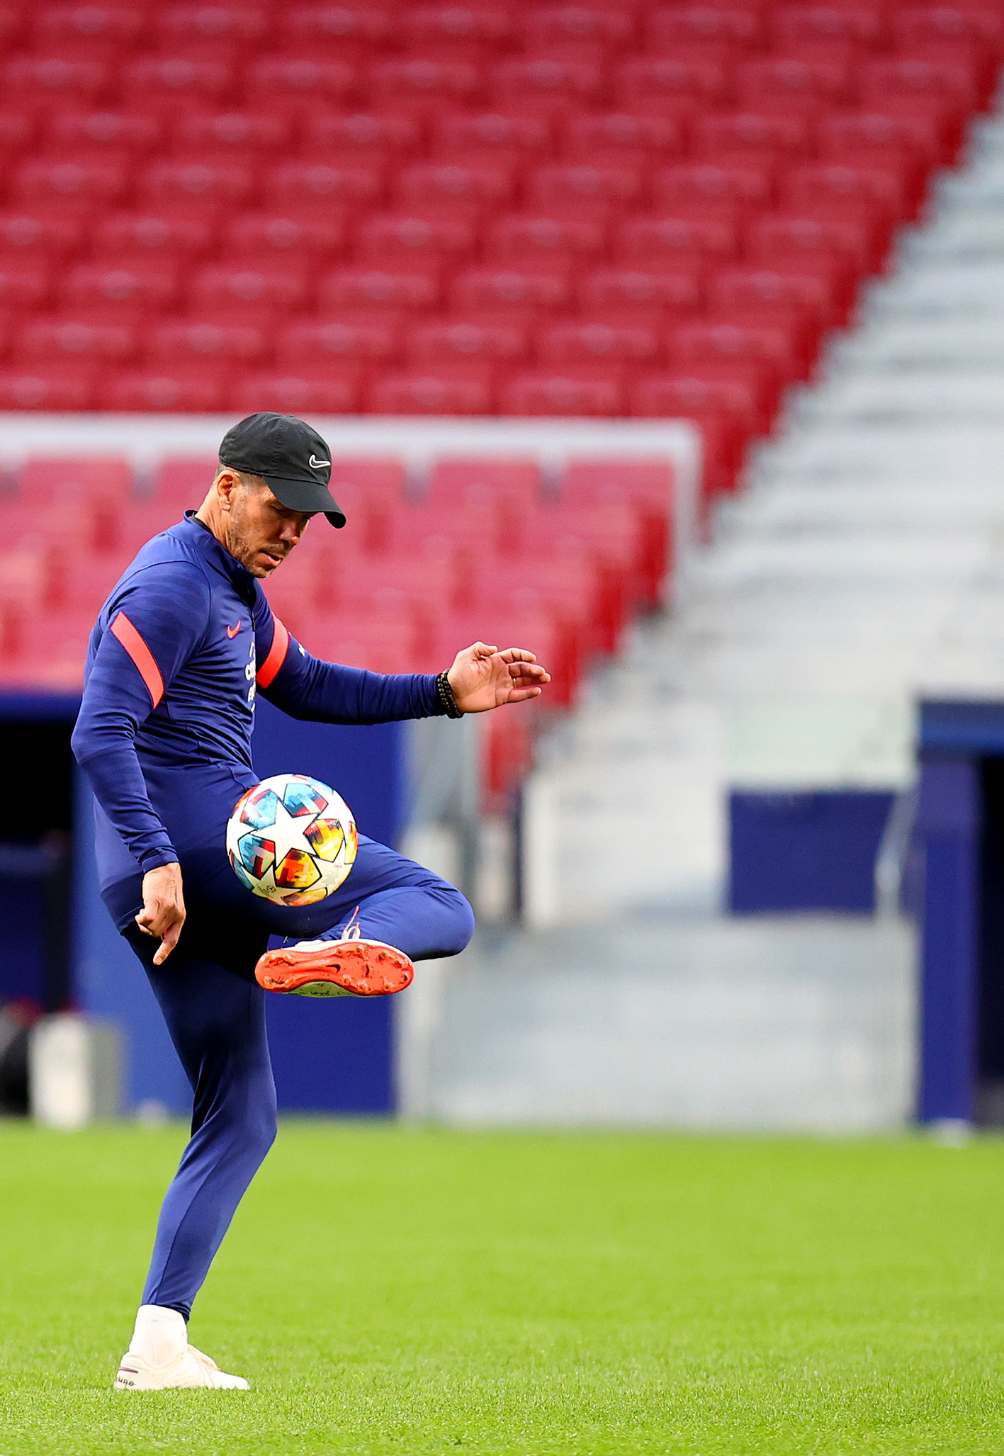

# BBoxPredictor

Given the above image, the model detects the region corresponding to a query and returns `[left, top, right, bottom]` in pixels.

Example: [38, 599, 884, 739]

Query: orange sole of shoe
[254, 940, 415, 998]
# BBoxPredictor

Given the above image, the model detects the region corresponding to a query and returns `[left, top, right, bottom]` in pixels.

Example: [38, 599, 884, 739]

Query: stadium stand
[0, 0, 999, 798]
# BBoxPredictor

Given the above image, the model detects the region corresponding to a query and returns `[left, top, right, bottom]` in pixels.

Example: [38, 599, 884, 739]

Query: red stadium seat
[535, 316, 663, 366]
[709, 262, 848, 330]
[369, 56, 483, 106]
[276, 316, 403, 366]
[499, 366, 626, 417]
[61, 260, 180, 310]
[367, 365, 495, 415]
[247, 54, 356, 100]
[629, 368, 761, 444]
[170, 110, 294, 155]
[186, 260, 312, 311]
[691, 110, 813, 160]
[612, 56, 732, 114]
[425, 457, 543, 514]
[18, 455, 134, 505]
[519, 4, 636, 48]
[0, 365, 96, 410]
[9, 155, 131, 205]
[484, 212, 607, 261]
[404, 316, 532, 365]
[525, 162, 646, 209]
[266, 161, 384, 208]
[45, 109, 165, 152]
[893, 4, 1004, 52]
[137, 159, 257, 206]
[394, 160, 517, 209]
[579, 265, 703, 314]
[153, 4, 273, 46]
[451, 263, 572, 311]
[745, 211, 883, 275]
[0, 206, 90, 258]
[226, 212, 349, 262]
[778, 161, 915, 224]
[0, 56, 110, 101]
[653, 163, 775, 212]
[559, 110, 685, 160]
[322, 457, 409, 541]
[15, 314, 141, 364]
[93, 208, 219, 258]
[284, 2, 395, 47]
[150, 456, 219, 505]
[226, 367, 362, 416]
[303, 111, 424, 157]
[734, 56, 852, 106]
[430, 111, 553, 157]
[816, 109, 945, 169]
[145, 319, 271, 366]
[615, 214, 739, 263]
[490, 56, 605, 108]
[401, 4, 513, 46]
[356, 210, 480, 261]
[32, 4, 148, 45]
[119, 57, 231, 102]
[647, 5, 763, 47]
[96, 367, 231, 413]
[668, 316, 813, 385]
[0, 256, 52, 308]
[770, 5, 887, 47]
[319, 264, 441, 312]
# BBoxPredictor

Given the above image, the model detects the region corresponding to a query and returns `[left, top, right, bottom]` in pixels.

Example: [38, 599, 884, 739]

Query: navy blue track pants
[114, 830, 474, 1320]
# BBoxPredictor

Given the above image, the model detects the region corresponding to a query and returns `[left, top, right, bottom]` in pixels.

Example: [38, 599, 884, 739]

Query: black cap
[218, 412, 346, 528]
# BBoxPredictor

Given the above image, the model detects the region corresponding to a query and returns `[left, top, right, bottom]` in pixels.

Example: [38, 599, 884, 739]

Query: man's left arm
[254, 609, 549, 723]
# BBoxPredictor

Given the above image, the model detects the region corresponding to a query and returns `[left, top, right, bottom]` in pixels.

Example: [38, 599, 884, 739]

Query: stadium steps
[402, 915, 914, 1131]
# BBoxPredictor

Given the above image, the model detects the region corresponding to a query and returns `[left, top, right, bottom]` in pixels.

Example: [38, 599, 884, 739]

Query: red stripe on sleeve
[256, 616, 289, 689]
[110, 611, 165, 708]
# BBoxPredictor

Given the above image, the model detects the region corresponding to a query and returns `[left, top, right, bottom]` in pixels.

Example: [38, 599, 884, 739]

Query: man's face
[222, 473, 315, 577]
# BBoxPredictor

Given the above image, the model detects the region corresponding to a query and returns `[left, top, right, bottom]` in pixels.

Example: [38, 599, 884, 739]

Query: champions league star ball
[226, 772, 358, 907]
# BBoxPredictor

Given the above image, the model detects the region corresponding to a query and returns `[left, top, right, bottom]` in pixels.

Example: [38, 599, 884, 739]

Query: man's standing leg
[115, 922, 275, 1390]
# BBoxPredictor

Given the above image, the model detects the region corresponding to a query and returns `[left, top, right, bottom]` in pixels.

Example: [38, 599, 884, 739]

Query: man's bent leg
[271, 835, 476, 962]
[124, 923, 276, 1320]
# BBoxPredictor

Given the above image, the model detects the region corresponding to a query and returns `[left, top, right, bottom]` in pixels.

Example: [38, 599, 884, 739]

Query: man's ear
[214, 469, 241, 512]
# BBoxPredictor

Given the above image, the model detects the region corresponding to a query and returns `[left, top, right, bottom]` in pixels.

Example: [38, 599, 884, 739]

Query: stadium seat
[93, 209, 220, 259]
[615, 215, 740, 263]
[32, 4, 148, 45]
[367, 365, 495, 415]
[95, 367, 231, 413]
[709, 262, 849, 330]
[561, 457, 675, 594]
[9, 156, 131, 205]
[778, 161, 915, 225]
[247, 55, 356, 100]
[430, 111, 552, 157]
[186, 261, 312, 311]
[394, 160, 517, 209]
[692, 111, 814, 161]
[652, 163, 775, 212]
[45, 109, 165, 152]
[276, 316, 403, 366]
[668, 314, 813, 384]
[145, 319, 271, 366]
[284, 2, 395, 46]
[647, 4, 763, 47]
[319, 264, 441, 312]
[153, 4, 273, 46]
[0, 56, 110, 101]
[137, 159, 257, 206]
[579, 265, 703, 314]
[451, 264, 572, 311]
[425, 457, 543, 516]
[770, 5, 887, 47]
[170, 110, 294, 155]
[489, 56, 605, 108]
[61, 260, 180, 310]
[263, 161, 383, 208]
[119, 57, 231, 102]
[628, 370, 762, 457]
[226, 367, 362, 416]
[356, 211, 480, 261]
[484, 212, 607, 262]
[525, 162, 646, 209]
[559, 110, 685, 160]
[303, 111, 423, 158]
[149, 456, 219, 506]
[404, 316, 532, 365]
[15, 314, 141, 364]
[18, 455, 134, 506]
[0, 258, 53, 309]
[369, 56, 483, 107]
[734, 55, 853, 106]
[535, 317, 663, 366]
[498, 366, 626, 417]
[0, 364, 95, 411]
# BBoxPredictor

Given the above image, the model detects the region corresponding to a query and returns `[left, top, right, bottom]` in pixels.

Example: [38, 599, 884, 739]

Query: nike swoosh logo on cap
[309, 455, 331, 469]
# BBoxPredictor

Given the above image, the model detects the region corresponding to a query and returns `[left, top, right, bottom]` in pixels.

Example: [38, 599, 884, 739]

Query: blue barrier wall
[728, 789, 895, 914]
[67, 696, 408, 1115]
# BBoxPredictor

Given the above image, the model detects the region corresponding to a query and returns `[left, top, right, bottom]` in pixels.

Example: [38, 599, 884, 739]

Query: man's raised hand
[136, 862, 186, 966]
[446, 643, 551, 714]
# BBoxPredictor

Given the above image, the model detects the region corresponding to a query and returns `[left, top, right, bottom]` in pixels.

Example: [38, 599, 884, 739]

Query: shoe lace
[343, 905, 362, 941]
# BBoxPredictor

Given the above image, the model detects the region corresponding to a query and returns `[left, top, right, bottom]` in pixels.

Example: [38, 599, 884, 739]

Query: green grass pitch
[1, 1122, 1003, 1456]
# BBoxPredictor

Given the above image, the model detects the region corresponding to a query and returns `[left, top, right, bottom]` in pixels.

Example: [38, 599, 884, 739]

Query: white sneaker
[114, 1304, 249, 1391]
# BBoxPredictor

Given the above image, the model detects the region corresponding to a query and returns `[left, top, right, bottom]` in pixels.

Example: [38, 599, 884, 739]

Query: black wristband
[436, 670, 463, 719]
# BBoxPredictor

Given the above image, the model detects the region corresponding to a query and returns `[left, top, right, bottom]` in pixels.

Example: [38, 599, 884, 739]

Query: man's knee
[438, 884, 476, 957]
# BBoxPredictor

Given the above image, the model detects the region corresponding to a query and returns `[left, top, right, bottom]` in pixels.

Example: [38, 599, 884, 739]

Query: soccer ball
[226, 772, 358, 907]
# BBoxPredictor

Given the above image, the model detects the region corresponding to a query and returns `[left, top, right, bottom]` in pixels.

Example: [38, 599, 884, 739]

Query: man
[70, 412, 550, 1391]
